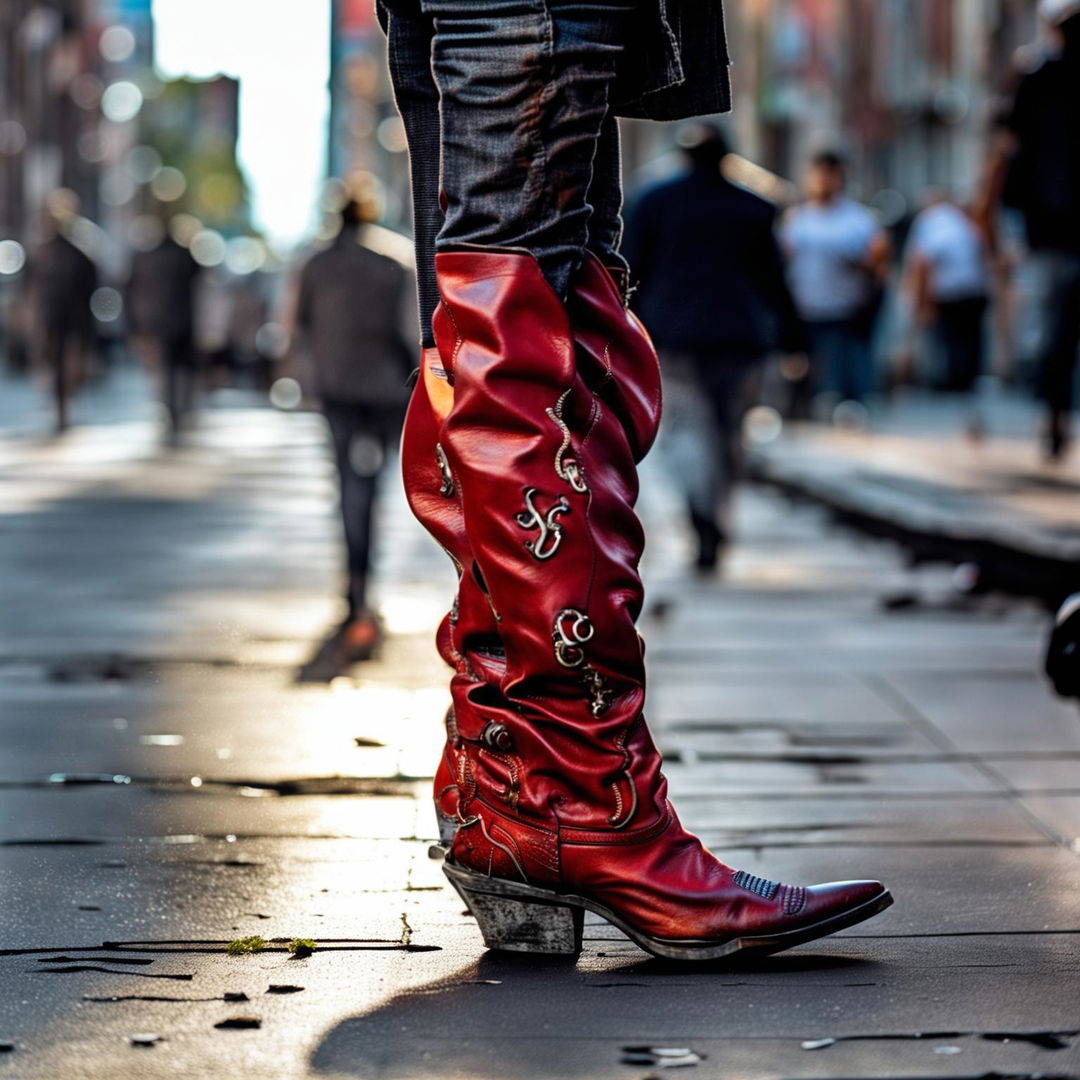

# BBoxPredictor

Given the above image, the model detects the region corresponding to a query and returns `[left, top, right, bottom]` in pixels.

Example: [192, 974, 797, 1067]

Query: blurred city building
[0, 0, 106, 245]
[725, 0, 1043, 209]
[327, 0, 411, 231]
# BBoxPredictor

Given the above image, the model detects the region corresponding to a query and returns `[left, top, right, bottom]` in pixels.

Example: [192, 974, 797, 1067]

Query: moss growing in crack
[400, 913, 413, 947]
[226, 936, 267, 956]
[287, 938, 317, 958]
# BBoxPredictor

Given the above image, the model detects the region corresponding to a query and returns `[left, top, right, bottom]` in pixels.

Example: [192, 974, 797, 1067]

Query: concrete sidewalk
[1, 377, 1079, 1080]
[752, 389, 1080, 605]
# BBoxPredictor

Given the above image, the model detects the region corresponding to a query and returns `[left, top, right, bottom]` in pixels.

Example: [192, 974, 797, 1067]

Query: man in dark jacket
[624, 126, 803, 569]
[296, 198, 416, 659]
[127, 224, 201, 441]
[985, 0, 1080, 458]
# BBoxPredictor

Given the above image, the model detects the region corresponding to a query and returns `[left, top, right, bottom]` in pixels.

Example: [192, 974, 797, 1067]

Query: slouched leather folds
[405, 249, 889, 949]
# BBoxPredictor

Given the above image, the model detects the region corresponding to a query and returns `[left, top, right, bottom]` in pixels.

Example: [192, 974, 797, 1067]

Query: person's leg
[1038, 254, 1080, 458]
[409, 1, 889, 960]
[584, 113, 629, 282]
[324, 402, 383, 620]
[426, 0, 635, 297]
[657, 351, 723, 570]
[382, 0, 442, 346]
[701, 357, 759, 554]
[44, 329, 68, 433]
[841, 318, 874, 404]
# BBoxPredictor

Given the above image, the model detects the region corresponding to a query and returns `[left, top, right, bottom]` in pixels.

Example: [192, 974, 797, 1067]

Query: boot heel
[444, 865, 584, 956]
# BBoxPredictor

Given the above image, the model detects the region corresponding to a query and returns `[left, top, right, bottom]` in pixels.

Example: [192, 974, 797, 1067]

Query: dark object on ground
[1046, 594, 1080, 699]
[214, 1017, 261, 1030]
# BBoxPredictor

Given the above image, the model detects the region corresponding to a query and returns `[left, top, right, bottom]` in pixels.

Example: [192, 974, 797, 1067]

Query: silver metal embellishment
[553, 608, 594, 669]
[582, 665, 612, 717]
[546, 391, 588, 493]
[435, 443, 454, 497]
[515, 488, 569, 560]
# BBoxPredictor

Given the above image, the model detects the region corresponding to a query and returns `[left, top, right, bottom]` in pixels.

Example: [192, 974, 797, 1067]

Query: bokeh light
[269, 377, 302, 410]
[124, 145, 163, 184]
[151, 166, 187, 202]
[101, 80, 144, 123]
[0, 240, 28, 276]
[743, 405, 784, 446]
[224, 236, 267, 276]
[190, 229, 227, 267]
[90, 287, 124, 323]
[99, 25, 137, 64]
[0, 121, 27, 156]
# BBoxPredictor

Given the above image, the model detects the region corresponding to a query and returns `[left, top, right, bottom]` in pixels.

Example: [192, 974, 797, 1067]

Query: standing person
[624, 126, 804, 571]
[295, 196, 416, 661]
[377, 0, 891, 961]
[983, 0, 1080, 459]
[29, 193, 97, 433]
[126, 220, 201, 442]
[781, 151, 890, 417]
[906, 192, 992, 435]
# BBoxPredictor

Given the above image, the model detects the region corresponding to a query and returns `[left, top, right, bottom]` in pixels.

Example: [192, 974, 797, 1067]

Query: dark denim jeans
[381, 0, 633, 346]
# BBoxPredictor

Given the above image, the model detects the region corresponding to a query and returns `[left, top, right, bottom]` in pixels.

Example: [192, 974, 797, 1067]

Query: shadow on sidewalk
[310, 947, 878, 1078]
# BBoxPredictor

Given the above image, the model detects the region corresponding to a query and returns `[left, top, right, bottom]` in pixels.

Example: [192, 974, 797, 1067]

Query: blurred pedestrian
[983, 0, 1080, 459]
[126, 219, 201, 441]
[295, 195, 416, 661]
[781, 151, 890, 417]
[624, 125, 804, 570]
[28, 191, 97, 433]
[906, 191, 992, 436]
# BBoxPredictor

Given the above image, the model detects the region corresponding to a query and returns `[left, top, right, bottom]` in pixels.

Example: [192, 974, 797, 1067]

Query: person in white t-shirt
[781, 151, 890, 414]
[907, 193, 991, 395]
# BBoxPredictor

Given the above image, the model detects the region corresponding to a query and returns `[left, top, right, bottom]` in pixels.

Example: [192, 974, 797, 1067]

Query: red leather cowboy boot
[431, 249, 892, 961]
[409, 254, 664, 846]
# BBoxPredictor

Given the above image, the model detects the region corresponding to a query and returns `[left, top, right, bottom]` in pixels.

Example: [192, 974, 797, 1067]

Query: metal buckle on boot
[553, 608, 594, 669]
[582, 665, 612, 716]
[435, 444, 455, 497]
[515, 488, 569, 560]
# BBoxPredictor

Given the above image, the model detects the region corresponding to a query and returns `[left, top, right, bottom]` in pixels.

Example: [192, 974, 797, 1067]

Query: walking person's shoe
[337, 609, 382, 663]
[408, 249, 891, 962]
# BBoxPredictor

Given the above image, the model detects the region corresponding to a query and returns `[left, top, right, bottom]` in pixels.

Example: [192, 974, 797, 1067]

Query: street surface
[2, 365, 1079, 1079]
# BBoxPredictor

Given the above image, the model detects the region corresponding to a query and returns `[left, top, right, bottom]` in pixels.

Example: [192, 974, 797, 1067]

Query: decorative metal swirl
[546, 390, 588, 494]
[515, 488, 569, 561]
[553, 607, 594, 669]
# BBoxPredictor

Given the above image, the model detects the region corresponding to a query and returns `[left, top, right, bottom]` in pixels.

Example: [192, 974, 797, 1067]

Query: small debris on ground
[0, 1042, 14, 1053]
[399, 914, 412, 947]
[267, 984, 304, 994]
[37, 956, 153, 966]
[223, 992, 250, 1002]
[214, 1017, 261, 1030]
[130, 1033, 161, 1048]
[226, 936, 267, 956]
[621, 1046, 704, 1069]
[36, 967, 194, 981]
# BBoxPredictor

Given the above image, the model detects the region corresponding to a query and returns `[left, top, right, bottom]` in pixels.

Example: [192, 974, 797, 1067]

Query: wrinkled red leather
[410, 250, 884, 942]
[407, 256, 663, 827]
